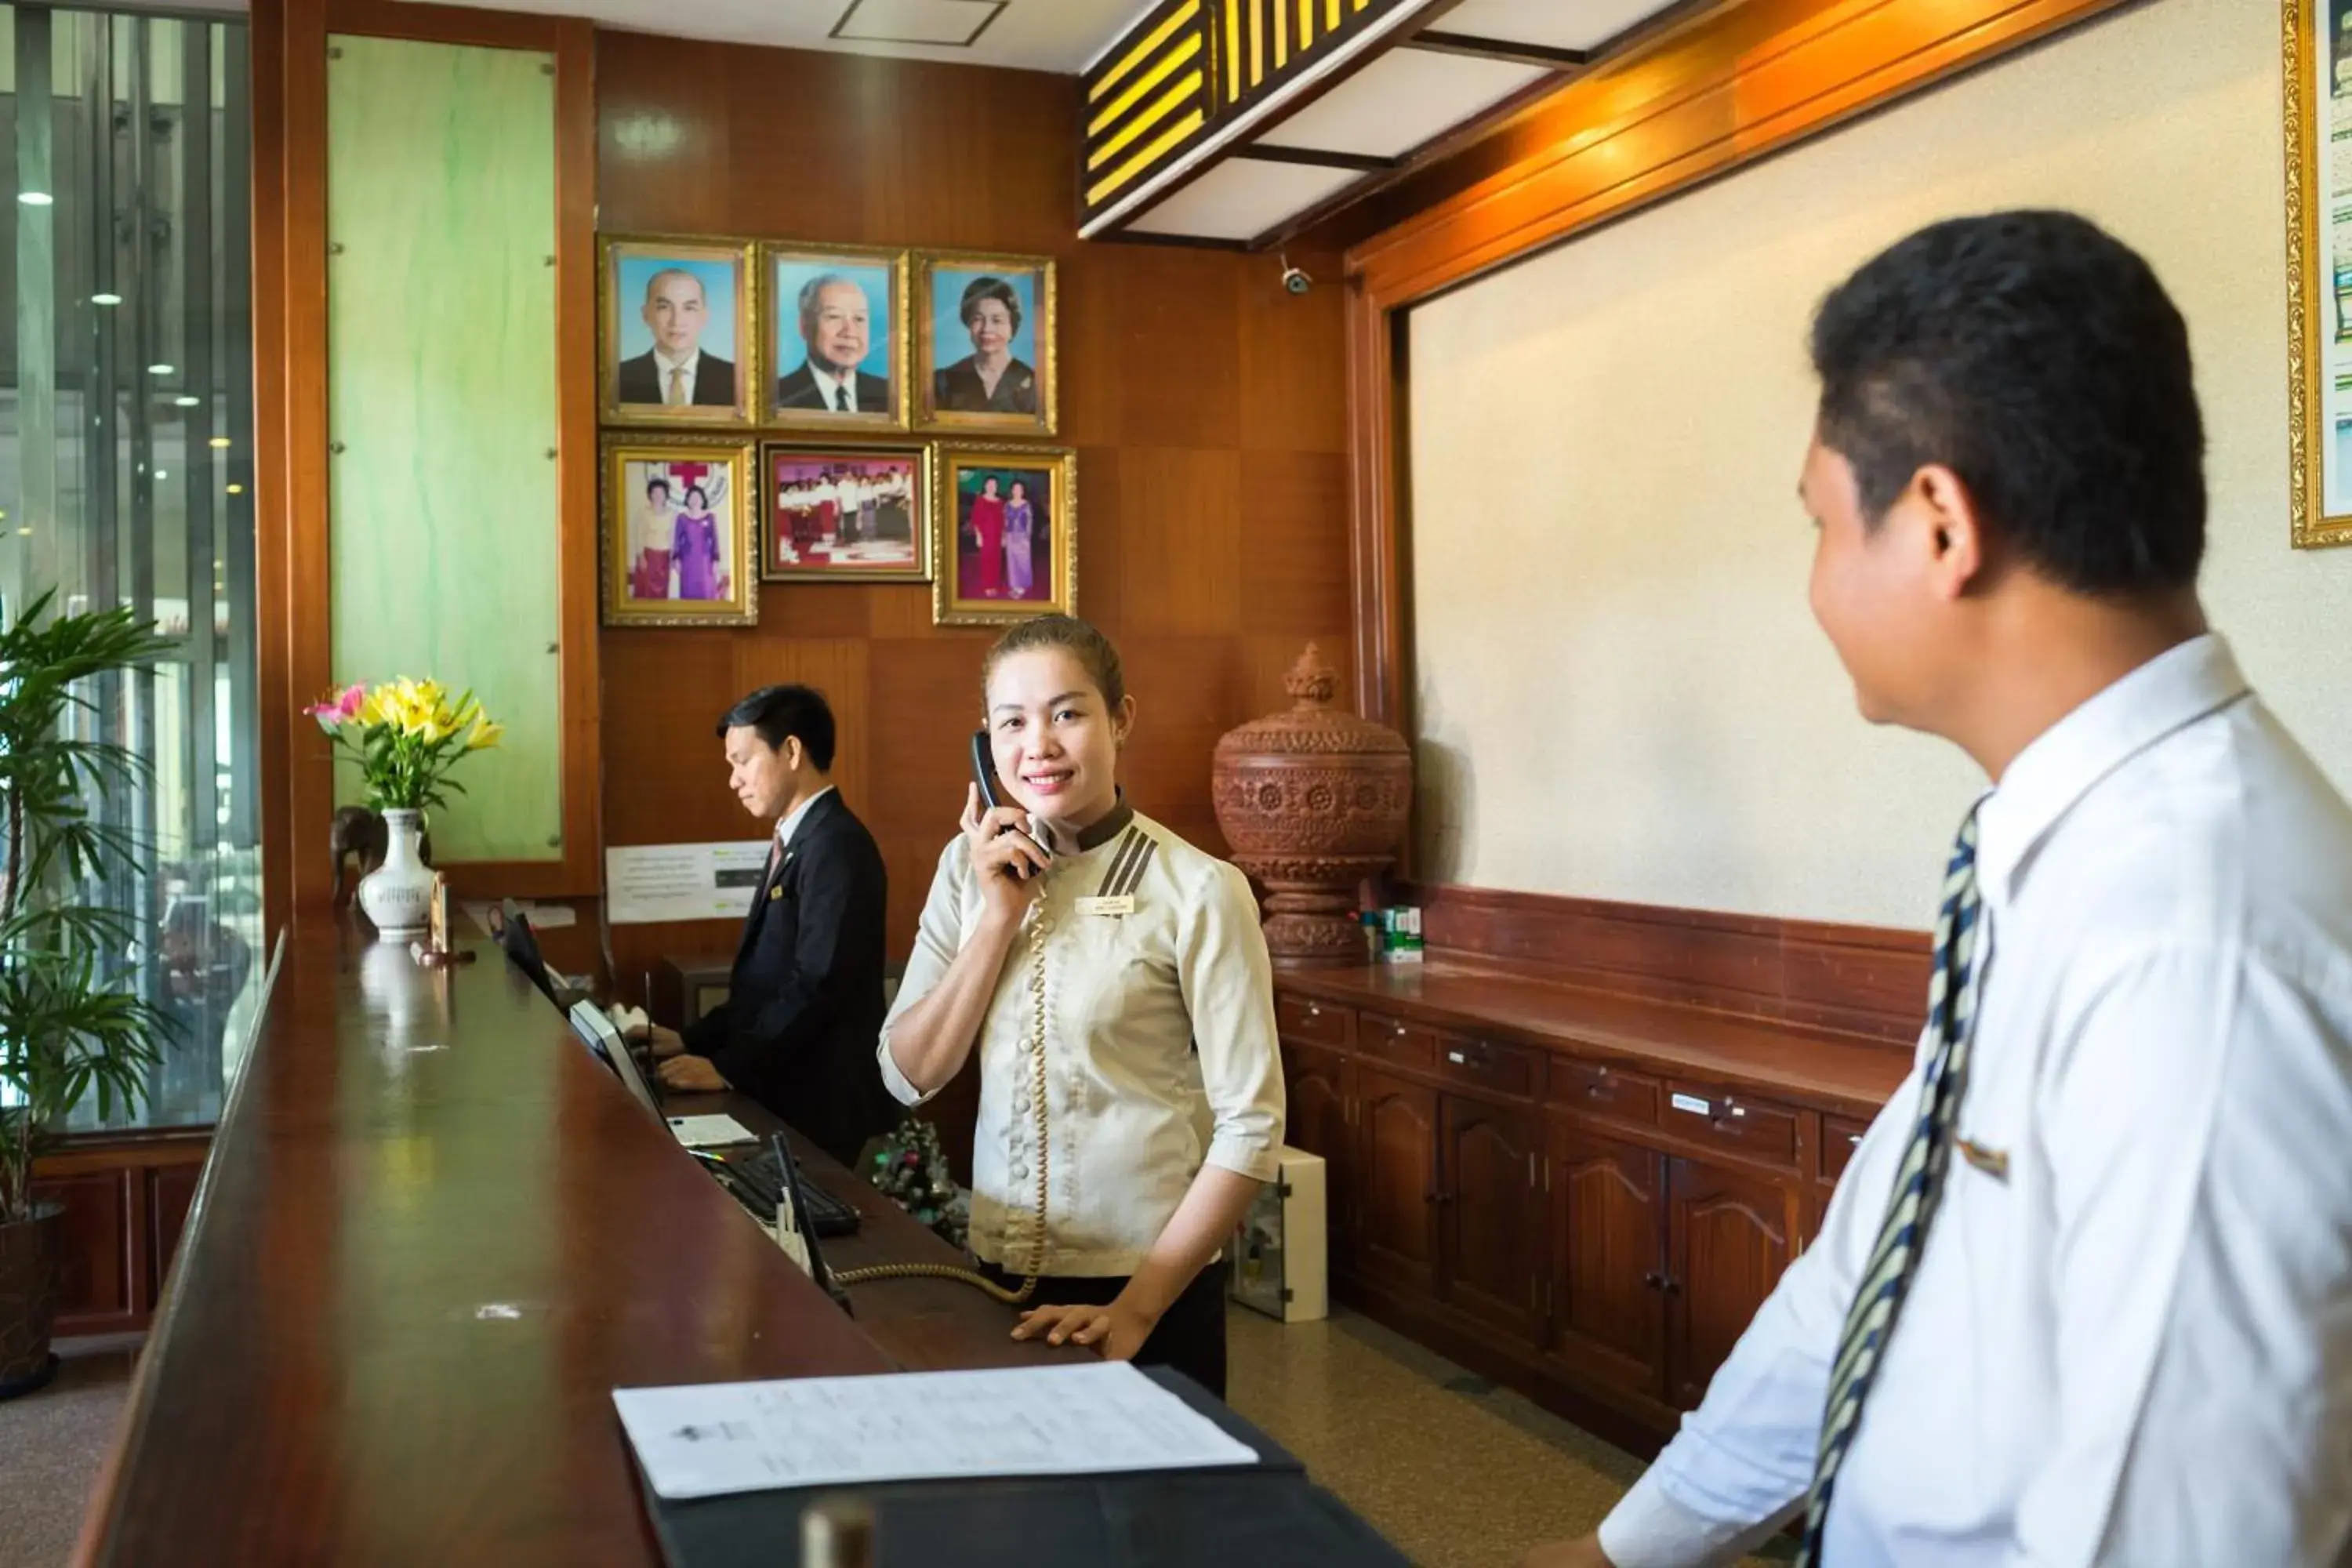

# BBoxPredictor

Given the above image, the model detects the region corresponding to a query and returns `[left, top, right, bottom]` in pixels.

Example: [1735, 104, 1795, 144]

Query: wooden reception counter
[71, 920, 1071, 1567]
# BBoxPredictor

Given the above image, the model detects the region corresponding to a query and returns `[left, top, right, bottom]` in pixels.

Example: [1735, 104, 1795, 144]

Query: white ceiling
[1435, 0, 1674, 53]
[412, 0, 1152, 71]
[1256, 46, 1547, 162]
[1126, 158, 1361, 241]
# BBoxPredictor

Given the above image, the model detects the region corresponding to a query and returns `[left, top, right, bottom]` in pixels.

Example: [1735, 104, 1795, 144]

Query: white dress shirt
[877, 805, 1287, 1276]
[808, 359, 859, 412]
[653, 347, 700, 405]
[1602, 635, 2352, 1568]
[774, 784, 835, 855]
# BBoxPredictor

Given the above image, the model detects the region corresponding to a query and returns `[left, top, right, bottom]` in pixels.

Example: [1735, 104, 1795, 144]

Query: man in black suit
[773, 274, 891, 415]
[615, 267, 738, 408]
[639, 684, 896, 1166]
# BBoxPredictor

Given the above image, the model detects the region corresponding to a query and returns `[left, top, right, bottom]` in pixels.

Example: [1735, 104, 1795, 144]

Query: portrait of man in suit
[771, 254, 899, 423]
[602, 240, 750, 423]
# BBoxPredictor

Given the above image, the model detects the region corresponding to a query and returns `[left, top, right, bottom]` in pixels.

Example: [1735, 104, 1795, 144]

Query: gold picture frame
[598, 235, 758, 427]
[932, 443, 1076, 626]
[601, 434, 760, 627]
[760, 441, 933, 583]
[2286, 0, 2352, 548]
[916, 251, 1058, 437]
[761, 242, 912, 431]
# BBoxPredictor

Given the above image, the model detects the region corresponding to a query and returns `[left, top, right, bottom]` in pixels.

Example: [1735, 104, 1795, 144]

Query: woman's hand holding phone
[963, 783, 1049, 920]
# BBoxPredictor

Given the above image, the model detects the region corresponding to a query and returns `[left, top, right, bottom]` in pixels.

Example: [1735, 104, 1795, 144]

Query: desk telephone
[827, 732, 1057, 1307]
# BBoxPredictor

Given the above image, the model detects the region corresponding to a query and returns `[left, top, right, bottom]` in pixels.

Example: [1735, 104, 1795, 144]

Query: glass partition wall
[1, 4, 259, 1132]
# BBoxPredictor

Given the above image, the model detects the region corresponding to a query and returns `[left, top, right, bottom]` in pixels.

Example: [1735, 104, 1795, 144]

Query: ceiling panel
[1254, 45, 1548, 162]
[408, 0, 1149, 71]
[1433, 0, 1679, 53]
[1126, 158, 1360, 242]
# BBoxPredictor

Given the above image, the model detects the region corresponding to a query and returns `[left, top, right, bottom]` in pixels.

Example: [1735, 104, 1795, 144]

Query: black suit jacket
[617, 350, 737, 408]
[682, 791, 896, 1165]
[775, 361, 892, 414]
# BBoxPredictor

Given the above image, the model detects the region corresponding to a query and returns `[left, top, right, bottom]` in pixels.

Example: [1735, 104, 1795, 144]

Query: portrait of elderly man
[775, 269, 892, 416]
[615, 264, 739, 408]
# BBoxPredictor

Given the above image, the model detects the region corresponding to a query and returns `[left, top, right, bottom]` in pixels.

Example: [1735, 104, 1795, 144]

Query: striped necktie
[1795, 806, 1987, 1566]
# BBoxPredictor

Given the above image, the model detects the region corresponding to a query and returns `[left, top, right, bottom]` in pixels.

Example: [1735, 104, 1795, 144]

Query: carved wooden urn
[1213, 644, 1412, 967]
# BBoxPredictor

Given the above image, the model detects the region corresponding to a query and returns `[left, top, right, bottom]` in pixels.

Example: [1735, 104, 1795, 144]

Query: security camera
[1279, 255, 1312, 296]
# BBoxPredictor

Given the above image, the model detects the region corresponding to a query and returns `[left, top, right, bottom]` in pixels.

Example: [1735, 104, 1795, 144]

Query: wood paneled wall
[593, 34, 1353, 994]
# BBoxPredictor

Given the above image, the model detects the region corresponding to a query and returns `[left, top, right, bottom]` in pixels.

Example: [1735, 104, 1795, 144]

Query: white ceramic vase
[355, 808, 434, 940]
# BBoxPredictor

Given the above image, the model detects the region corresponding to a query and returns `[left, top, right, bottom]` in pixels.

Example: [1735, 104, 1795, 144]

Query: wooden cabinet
[31, 1133, 212, 1338]
[33, 1171, 135, 1330]
[1281, 1041, 1356, 1258]
[1543, 1123, 1667, 1400]
[1436, 1097, 1541, 1341]
[1353, 1066, 1439, 1297]
[1665, 1157, 1795, 1410]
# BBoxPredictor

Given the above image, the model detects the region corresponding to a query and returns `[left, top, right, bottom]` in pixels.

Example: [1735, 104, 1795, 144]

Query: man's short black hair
[717, 684, 836, 771]
[1809, 210, 2205, 594]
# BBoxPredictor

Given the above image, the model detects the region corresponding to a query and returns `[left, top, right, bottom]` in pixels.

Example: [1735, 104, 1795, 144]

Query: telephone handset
[970, 728, 1052, 877]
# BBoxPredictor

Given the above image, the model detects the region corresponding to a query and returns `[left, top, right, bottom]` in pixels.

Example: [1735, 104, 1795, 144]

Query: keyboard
[719, 1148, 862, 1237]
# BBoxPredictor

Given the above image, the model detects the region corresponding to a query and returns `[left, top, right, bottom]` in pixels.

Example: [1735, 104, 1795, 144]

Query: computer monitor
[489, 899, 560, 1007]
[567, 1000, 660, 1119]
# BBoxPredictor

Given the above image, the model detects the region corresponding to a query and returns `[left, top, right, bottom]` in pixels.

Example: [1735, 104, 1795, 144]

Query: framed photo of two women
[2288, 0, 2352, 548]
[598, 236, 1057, 438]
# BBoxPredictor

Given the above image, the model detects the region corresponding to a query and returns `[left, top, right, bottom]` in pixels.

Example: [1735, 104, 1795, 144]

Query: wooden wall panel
[593, 38, 1354, 1004]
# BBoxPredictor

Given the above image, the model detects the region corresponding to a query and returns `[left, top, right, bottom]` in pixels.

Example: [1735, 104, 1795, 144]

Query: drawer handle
[1847, 1133, 1862, 1146]
[1306, 1004, 1321, 1019]
[1584, 1083, 1604, 1098]
[1392, 1024, 1409, 1039]
[1446, 1050, 1466, 1065]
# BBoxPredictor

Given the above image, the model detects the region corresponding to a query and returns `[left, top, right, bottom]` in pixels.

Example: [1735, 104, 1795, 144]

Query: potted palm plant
[0, 593, 174, 1399]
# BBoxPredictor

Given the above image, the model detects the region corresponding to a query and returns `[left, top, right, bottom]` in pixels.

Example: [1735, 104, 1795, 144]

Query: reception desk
[72, 920, 1265, 1566]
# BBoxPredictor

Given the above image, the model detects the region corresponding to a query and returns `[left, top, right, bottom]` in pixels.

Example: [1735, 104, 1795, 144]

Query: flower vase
[356, 808, 434, 940]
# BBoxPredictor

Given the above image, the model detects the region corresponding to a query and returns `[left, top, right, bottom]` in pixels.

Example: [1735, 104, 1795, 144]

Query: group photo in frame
[932, 444, 1075, 626]
[917, 252, 1057, 435]
[765, 244, 909, 429]
[761, 442, 931, 581]
[600, 236, 757, 426]
[2288, 0, 2352, 548]
[602, 435, 758, 626]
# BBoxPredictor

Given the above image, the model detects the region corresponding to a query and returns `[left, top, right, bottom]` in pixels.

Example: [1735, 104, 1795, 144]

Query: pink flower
[306, 682, 365, 730]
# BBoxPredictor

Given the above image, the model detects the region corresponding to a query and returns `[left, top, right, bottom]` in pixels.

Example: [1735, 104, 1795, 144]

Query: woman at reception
[877, 615, 1284, 1399]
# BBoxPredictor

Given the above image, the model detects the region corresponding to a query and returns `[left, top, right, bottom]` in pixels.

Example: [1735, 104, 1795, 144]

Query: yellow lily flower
[465, 717, 504, 752]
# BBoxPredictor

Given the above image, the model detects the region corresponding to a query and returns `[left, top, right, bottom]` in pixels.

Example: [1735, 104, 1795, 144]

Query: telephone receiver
[971, 729, 1051, 879]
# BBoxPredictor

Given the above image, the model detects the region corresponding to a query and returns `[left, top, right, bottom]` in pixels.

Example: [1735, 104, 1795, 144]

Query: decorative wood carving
[1213, 643, 1411, 966]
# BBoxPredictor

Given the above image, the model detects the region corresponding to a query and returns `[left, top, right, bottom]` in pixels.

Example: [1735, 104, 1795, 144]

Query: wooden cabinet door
[31, 1170, 136, 1334]
[1281, 1041, 1355, 1258]
[1437, 1095, 1543, 1343]
[1544, 1122, 1668, 1400]
[149, 1161, 205, 1299]
[1353, 1065, 1439, 1299]
[1666, 1158, 1796, 1410]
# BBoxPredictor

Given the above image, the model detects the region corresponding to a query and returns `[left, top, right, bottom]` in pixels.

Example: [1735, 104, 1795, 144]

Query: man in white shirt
[615, 268, 736, 408]
[1529, 212, 2352, 1566]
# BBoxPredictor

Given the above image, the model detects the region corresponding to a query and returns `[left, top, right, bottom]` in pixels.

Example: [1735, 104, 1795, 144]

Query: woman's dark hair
[982, 474, 1000, 492]
[716, 684, 837, 771]
[1809, 209, 2204, 594]
[982, 616, 1124, 709]
[1009, 479, 1029, 499]
[645, 477, 670, 499]
[960, 275, 1023, 336]
[684, 485, 709, 509]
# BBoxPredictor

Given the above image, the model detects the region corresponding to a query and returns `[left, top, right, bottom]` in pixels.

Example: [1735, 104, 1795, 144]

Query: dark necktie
[833, 383, 851, 413]
[1795, 806, 1987, 1565]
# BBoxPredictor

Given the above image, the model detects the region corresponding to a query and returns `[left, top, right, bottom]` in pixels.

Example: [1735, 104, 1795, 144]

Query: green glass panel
[326, 34, 560, 862]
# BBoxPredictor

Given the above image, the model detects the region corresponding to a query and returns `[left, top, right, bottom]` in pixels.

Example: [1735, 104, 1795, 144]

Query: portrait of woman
[934, 444, 1075, 626]
[672, 484, 725, 601]
[918, 252, 1056, 434]
[761, 443, 931, 582]
[603, 437, 757, 627]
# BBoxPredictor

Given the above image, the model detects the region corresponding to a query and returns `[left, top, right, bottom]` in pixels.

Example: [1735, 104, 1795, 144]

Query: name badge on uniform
[1076, 895, 1135, 918]
[768, 884, 782, 902]
[1956, 1137, 2009, 1182]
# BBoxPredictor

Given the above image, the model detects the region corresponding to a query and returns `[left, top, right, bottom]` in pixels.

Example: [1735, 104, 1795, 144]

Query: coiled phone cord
[832, 901, 1052, 1305]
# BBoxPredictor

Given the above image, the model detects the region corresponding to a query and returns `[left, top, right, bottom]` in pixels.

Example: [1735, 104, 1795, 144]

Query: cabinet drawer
[1548, 1058, 1661, 1126]
[1662, 1081, 1799, 1168]
[1820, 1113, 1871, 1185]
[1357, 1011, 1436, 1073]
[1276, 993, 1352, 1050]
[1436, 1036, 1536, 1099]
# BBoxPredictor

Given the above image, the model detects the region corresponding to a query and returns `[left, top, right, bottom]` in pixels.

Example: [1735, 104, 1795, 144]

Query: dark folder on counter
[629, 1367, 1410, 1568]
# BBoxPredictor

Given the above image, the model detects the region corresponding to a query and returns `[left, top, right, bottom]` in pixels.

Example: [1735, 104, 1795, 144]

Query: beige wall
[1406, 0, 2352, 931]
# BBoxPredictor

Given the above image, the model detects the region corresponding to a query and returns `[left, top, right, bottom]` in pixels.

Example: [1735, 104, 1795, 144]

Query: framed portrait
[932, 444, 1076, 626]
[600, 236, 757, 426]
[916, 252, 1058, 436]
[764, 244, 909, 430]
[2288, 0, 2352, 547]
[760, 442, 931, 582]
[602, 435, 758, 627]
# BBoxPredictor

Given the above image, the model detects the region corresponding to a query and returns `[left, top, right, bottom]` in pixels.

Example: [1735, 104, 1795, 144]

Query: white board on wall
[1406, 0, 2352, 931]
